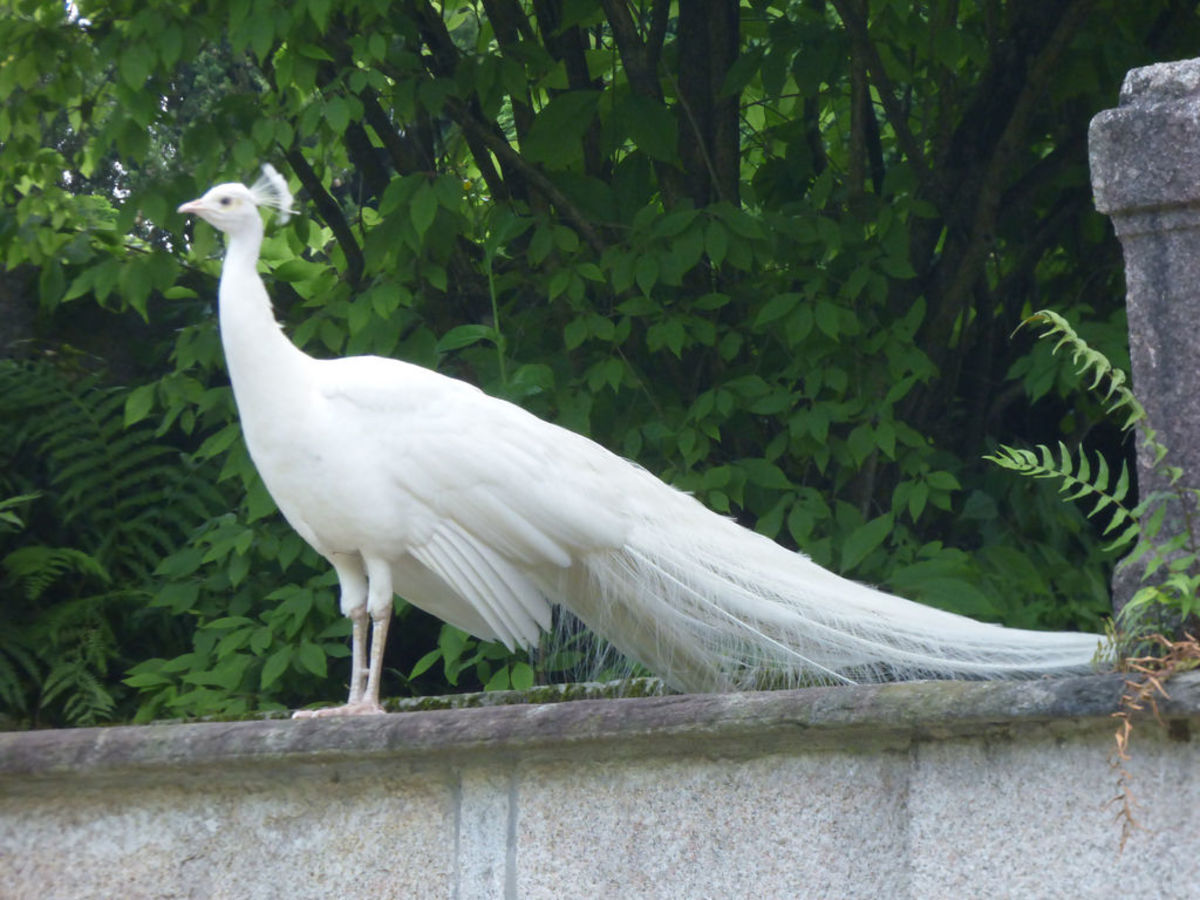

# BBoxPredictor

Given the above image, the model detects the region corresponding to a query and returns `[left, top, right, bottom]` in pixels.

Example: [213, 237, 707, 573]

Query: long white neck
[217, 220, 311, 419]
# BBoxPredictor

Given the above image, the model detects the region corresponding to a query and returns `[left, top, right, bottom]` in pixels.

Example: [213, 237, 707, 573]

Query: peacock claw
[292, 701, 386, 718]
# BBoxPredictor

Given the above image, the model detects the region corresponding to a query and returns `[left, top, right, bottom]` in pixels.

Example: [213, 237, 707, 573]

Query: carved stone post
[1089, 59, 1200, 613]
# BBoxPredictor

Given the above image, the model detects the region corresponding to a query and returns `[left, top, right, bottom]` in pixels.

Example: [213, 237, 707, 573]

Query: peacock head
[177, 163, 295, 236]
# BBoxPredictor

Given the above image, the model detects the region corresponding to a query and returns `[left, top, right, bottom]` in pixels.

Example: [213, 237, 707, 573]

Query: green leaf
[815, 300, 840, 340]
[902, 577, 997, 618]
[62, 268, 95, 303]
[842, 514, 893, 572]
[124, 383, 156, 427]
[844, 266, 871, 299]
[325, 96, 350, 135]
[215, 628, 252, 657]
[647, 318, 685, 357]
[195, 423, 241, 461]
[410, 648, 442, 679]
[260, 647, 292, 689]
[925, 471, 961, 492]
[272, 258, 328, 282]
[907, 481, 929, 521]
[425, 263, 448, 292]
[307, 0, 333, 29]
[296, 641, 327, 678]
[617, 94, 677, 162]
[785, 306, 814, 345]
[739, 458, 792, 490]
[483, 667, 511, 691]
[437, 324, 495, 353]
[250, 627, 272, 655]
[529, 226, 554, 265]
[125, 671, 173, 688]
[552, 225, 579, 253]
[249, 15, 274, 60]
[159, 24, 184, 69]
[847, 424, 875, 465]
[721, 45, 765, 95]
[564, 317, 588, 350]
[245, 475, 278, 522]
[522, 91, 601, 165]
[635, 255, 659, 296]
[38, 260, 65, 306]
[695, 292, 730, 311]
[411, 181, 437, 239]
[510, 662, 535, 691]
[119, 45, 152, 89]
[755, 292, 801, 328]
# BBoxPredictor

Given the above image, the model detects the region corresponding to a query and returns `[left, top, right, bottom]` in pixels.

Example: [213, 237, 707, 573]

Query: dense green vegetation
[2, 0, 1197, 726]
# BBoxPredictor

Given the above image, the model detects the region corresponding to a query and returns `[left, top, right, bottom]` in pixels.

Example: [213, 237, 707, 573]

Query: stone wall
[2, 674, 1198, 899]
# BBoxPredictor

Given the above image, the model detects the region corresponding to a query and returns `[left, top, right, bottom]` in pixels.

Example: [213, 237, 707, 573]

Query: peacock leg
[293, 554, 386, 718]
[346, 606, 369, 705]
[361, 605, 391, 712]
[358, 557, 393, 712]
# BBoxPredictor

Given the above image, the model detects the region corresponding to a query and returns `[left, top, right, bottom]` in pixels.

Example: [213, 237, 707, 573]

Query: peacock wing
[317, 356, 632, 647]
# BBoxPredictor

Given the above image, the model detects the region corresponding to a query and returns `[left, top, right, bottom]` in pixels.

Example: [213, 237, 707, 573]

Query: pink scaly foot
[292, 700, 386, 718]
[293, 572, 395, 720]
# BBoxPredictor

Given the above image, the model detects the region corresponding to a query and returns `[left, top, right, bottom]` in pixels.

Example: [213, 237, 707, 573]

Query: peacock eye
[219, 197, 232, 207]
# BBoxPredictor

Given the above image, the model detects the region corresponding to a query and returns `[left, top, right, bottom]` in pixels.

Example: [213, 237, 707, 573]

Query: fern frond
[984, 442, 1138, 550]
[0, 636, 39, 715]
[41, 659, 116, 726]
[1018, 310, 1146, 431]
[2, 546, 111, 601]
[0, 359, 233, 725]
[0, 493, 40, 533]
[0, 359, 227, 582]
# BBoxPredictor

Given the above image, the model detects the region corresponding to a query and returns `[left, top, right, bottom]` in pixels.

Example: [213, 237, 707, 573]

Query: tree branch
[359, 89, 432, 175]
[532, 0, 599, 91]
[284, 148, 364, 285]
[599, 0, 664, 101]
[402, 0, 604, 248]
[481, 0, 537, 141]
[847, 0, 868, 204]
[901, 0, 1097, 435]
[929, 0, 1095, 346]
[445, 96, 606, 254]
[829, 0, 927, 172]
[405, 0, 516, 201]
[647, 0, 670, 62]
[530, 0, 605, 176]
[343, 121, 390, 201]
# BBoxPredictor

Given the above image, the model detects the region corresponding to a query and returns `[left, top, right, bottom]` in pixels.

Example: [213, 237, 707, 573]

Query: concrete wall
[2, 673, 1198, 899]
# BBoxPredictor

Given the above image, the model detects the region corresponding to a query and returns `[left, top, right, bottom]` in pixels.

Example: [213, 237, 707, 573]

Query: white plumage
[177, 165, 1106, 717]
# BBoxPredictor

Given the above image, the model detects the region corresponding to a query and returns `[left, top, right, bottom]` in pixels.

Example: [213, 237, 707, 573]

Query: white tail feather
[249, 163, 297, 223]
[549, 475, 1106, 692]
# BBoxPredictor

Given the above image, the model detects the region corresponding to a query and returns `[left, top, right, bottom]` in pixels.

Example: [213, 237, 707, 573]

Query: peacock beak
[177, 199, 206, 216]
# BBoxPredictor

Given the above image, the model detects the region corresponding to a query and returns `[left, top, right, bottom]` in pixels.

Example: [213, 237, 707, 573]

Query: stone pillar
[1089, 58, 1200, 612]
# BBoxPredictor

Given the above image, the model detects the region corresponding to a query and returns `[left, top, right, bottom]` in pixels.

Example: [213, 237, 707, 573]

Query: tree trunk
[676, 0, 741, 207]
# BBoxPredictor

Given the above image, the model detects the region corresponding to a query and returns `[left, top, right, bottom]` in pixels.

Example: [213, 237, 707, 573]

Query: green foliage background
[2, 0, 1195, 725]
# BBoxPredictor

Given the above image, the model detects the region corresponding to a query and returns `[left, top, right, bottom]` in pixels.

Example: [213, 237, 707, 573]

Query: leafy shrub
[5, 1, 1186, 721]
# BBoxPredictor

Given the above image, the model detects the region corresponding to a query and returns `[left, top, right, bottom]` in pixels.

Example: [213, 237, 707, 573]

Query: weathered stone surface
[1090, 59, 1200, 220]
[2, 768, 455, 899]
[515, 750, 913, 897]
[1, 675, 1197, 898]
[1089, 57, 1200, 610]
[0, 673, 1166, 784]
